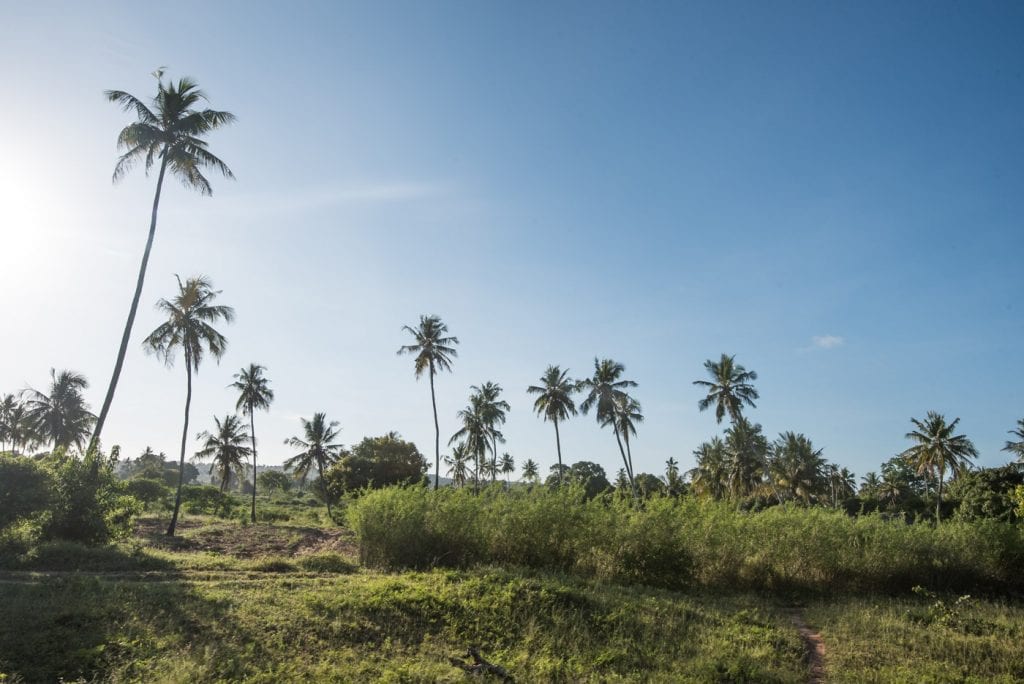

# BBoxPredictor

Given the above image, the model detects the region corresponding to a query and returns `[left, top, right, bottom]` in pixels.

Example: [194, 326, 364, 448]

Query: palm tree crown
[693, 353, 759, 424]
[899, 411, 978, 522]
[398, 314, 459, 490]
[231, 363, 274, 522]
[91, 73, 235, 452]
[1003, 419, 1024, 461]
[580, 358, 639, 497]
[195, 414, 251, 492]
[285, 413, 345, 518]
[23, 369, 96, 451]
[527, 365, 577, 485]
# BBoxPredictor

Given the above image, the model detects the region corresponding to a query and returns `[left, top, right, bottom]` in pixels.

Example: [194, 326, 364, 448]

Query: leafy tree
[144, 275, 235, 536]
[527, 365, 577, 486]
[567, 461, 611, 499]
[397, 315, 458, 490]
[521, 458, 540, 484]
[257, 470, 293, 494]
[231, 363, 274, 522]
[23, 369, 96, 451]
[579, 358, 638, 497]
[613, 468, 630, 493]
[693, 353, 759, 424]
[546, 463, 571, 488]
[634, 473, 666, 498]
[947, 464, 1024, 522]
[500, 453, 515, 484]
[92, 72, 235, 452]
[899, 412, 978, 522]
[767, 432, 825, 504]
[43, 448, 139, 543]
[329, 432, 426, 492]
[285, 413, 345, 519]
[1003, 419, 1024, 461]
[195, 414, 251, 493]
[124, 477, 170, 509]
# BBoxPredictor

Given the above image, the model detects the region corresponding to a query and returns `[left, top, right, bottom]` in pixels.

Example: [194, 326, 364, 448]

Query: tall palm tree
[899, 412, 978, 522]
[144, 275, 235, 536]
[579, 358, 638, 497]
[231, 364, 274, 522]
[1, 397, 35, 456]
[1003, 419, 1024, 461]
[723, 417, 769, 500]
[472, 381, 510, 481]
[521, 458, 539, 484]
[284, 413, 344, 519]
[527, 365, 577, 486]
[500, 453, 515, 485]
[195, 414, 251, 493]
[449, 394, 494, 491]
[397, 315, 458, 490]
[92, 73, 235, 453]
[23, 369, 96, 452]
[0, 394, 18, 453]
[859, 471, 882, 498]
[602, 394, 643, 493]
[693, 354, 759, 424]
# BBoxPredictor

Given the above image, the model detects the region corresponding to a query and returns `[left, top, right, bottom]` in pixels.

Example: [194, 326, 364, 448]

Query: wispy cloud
[811, 335, 844, 349]
[211, 180, 452, 219]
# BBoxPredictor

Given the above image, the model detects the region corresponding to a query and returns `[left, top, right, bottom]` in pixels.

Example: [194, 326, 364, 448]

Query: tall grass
[347, 486, 1024, 593]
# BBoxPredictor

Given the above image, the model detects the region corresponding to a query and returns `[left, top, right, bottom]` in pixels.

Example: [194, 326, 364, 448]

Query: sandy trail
[789, 610, 826, 683]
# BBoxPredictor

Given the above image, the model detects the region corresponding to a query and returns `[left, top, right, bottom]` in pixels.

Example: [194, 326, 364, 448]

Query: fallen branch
[448, 646, 514, 682]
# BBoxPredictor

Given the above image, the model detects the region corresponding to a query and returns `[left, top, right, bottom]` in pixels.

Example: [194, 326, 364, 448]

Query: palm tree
[231, 364, 274, 522]
[521, 458, 540, 484]
[602, 393, 643, 494]
[859, 471, 882, 498]
[767, 432, 825, 504]
[693, 354, 759, 424]
[527, 365, 577, 486]
[828, 466, 856, 508]
[92, 72, 235, 453]
[144, 275, 235, 536]
[899, 412, 978, 522]
[195, 414, 251, 493]
[0, 394, 18, 453]
[1, 397, 35, 456]
[579, 358, 638, 497]
[688, 437, 729, 499]
[444, 444, 471, 488]
[23, 369, 96, 452]
[449, 394, 493, 491]
[723, 417, 769, 500]
[663, 457, 683, 496]
[500, 453, 515, 485]
[397, 315, 458, 490]
[472, 381, 510, 481]
[284, 413, 344, 519]
[1003, 419, 1024, 461]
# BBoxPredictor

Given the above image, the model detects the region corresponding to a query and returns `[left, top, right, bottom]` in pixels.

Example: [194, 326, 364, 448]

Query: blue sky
[1, 1, 1022, 480]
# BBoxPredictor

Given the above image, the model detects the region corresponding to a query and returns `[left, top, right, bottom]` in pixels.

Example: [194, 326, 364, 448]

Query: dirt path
[789, 610, 826, 683]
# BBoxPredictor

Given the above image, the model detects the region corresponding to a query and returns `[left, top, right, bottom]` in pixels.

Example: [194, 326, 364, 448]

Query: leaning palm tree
[1003, 419, 1024, 462]
[23, 369, 96, 452]
[602, 393, 643, 494]
[284, 413, 344, 519]
[195, 414, 251, 493]
[579, 358, 638, 496]
[899, 412, 978, 522]
[397, 315, 459, 490]
[144, 275, 235, 536]
[527, 365, 577, 486]
[92, 72, 235, 453]
[693, 354, 759, 424]
[521, 458, 540, 484]
[231, 364, 274, 522]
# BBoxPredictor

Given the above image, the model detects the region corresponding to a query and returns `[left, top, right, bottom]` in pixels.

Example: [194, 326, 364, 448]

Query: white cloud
[811, 335, 844, 349]
[210, 180, 451, 219]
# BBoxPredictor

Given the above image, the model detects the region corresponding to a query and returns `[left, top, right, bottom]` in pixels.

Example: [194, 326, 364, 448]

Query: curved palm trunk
[554, 419, 564, 487]
[167, 355, 193, 537]
[429, 368, 440, 491]
[613, 426, 637, 499]
[249, 406, 257, 523]
[91, 154, 169, 456]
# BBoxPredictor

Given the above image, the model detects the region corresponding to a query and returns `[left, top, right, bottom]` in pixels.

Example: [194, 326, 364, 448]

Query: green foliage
[123, 478, 171, 510]
[0, 456, 53, 528]
[326, 433, 427, 494]
[179, 484, 238, 517]
[257, 470, 292, 493]
[349, 487, 1024, 593]
[948, 465, 1024, 522]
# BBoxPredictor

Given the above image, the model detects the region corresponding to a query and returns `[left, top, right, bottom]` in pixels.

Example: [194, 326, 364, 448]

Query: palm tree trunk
[249, 405, 257, 523]
[91, 154, 169, 456]
[936, 468, 944, 523]
[319, 460, 332, 521]
[554, 419, 563, 487]
[491, 436, 498, 483]
[167, 355, 192, 537]
[429, 368, 439, 491]
[613, 425, 637, 499]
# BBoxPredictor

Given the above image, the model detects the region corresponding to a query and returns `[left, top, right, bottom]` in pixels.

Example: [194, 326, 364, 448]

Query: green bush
[348, 487, 1024, 593]
[0, 456, 53, 529]
[180, 485, 238, 517]
[38, 450, 139, 544]
[123, 478, 171, 510]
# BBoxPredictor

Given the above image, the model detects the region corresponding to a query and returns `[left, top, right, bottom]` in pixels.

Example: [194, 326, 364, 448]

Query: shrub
[123, 478, 171, 510]
[0, 456, 53, 529]
[180, 485, 238, 517]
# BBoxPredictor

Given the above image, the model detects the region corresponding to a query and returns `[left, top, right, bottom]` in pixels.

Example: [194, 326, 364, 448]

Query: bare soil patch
[135, 519, 358, 558]
[789, 610, 826, 683]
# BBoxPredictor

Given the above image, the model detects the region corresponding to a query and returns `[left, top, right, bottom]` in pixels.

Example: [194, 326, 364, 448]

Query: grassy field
[1, 512, 1022, 682]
